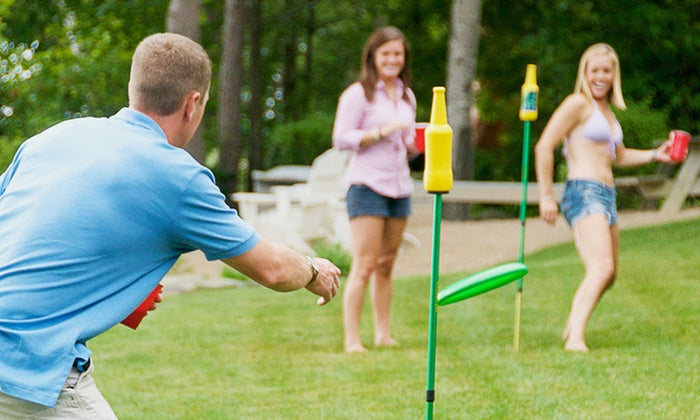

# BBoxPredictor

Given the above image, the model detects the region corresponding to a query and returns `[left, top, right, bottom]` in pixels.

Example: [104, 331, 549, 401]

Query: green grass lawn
[91, 218, 699, 419]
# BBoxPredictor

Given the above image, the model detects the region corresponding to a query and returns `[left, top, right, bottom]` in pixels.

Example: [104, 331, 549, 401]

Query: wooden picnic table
[660, 138, 700, 214]
[251, 138, 700, 214]
[251, 165, 310, 192]
[412, 137, 700, 213]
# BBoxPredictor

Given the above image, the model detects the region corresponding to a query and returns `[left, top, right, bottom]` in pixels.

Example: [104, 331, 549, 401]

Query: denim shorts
[560, 179, 617, 227]
[346, 184, 411, 219]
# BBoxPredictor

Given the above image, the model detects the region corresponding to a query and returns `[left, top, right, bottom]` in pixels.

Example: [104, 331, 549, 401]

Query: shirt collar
[110, 108, 168, 142]
[374, 78, 405, 94]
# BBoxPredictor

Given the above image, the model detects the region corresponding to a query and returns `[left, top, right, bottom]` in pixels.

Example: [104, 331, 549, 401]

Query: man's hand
[305, 257, 341, 306]
[147, 286, 164, 311]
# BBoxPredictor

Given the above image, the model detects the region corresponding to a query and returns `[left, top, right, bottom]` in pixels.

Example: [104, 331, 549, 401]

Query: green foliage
[477, 0, 699, 176]
[264, 112, 334, 168]
[90, 218, 700, 418]
[311, 238, 352, 275]
[0, 37, 41, 168]
[220, 266, 250, 282]
[614, 99, 669, 149]
[1, 0, 697, 186]
[615, 99, 670, 182]
[0, 0, 169, 172]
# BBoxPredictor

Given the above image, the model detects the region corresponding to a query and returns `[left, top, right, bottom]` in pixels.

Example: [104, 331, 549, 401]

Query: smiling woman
[332, 26, 419, 353]
[533, 43, 680, 353]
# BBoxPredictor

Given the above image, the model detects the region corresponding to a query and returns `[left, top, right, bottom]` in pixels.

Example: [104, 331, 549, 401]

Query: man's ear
[183, 91, 202, 121]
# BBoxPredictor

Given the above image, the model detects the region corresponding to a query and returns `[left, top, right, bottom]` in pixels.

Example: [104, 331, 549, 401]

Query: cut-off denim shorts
[560, 179, 617, 227]
[346, 184, 411, 219]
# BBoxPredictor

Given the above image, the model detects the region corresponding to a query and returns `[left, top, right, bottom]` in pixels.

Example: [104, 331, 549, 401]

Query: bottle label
[521, 91, 537, 112]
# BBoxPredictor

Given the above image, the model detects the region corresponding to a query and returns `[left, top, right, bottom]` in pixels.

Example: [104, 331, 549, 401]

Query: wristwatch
[305, 256, 319, 286]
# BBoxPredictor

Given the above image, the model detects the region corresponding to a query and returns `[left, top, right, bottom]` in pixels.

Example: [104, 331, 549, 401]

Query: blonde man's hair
[129, 33, 211, 116]
[574, 43, 626, 110]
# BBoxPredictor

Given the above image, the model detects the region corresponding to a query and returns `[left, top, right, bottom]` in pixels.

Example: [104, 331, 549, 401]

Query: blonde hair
[359, 26, 411, 102]
[129, 33, 211, 115]
[573, 43, 626, 110]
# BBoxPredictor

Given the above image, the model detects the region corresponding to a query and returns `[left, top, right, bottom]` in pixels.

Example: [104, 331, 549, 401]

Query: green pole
[518, 121, 531, 267]
[514, 64, 538, 352]
[425, 193, 443, 420]
[514, 120, 531, 352]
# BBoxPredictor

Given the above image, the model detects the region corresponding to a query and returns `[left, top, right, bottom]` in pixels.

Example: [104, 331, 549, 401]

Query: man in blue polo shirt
[0, 33, 341, 418]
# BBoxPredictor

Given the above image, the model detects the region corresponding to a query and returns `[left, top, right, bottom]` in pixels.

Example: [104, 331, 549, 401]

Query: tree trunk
[246, 0, 263, 191]
[280, 0, 304, 121]
[166, 0, 205, 164]
[443, 0, 482, 221]
[302, 1, 314, 112]
[218, 0, 245, 205]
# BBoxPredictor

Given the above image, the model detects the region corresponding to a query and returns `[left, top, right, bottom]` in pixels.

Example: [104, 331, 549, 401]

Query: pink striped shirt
[332, 80, 416, 198]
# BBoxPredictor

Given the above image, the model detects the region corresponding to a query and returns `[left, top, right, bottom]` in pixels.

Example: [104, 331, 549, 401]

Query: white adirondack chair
[232, 149, 351, 254]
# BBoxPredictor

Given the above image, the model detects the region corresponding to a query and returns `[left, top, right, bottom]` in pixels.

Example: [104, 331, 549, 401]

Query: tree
[443, 0, 482, 220]
[217, 0, 245, 204]
[167, 0, 205, 163]
[245, 0, 263, 189]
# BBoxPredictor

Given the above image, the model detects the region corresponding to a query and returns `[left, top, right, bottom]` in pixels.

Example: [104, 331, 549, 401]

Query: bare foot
[345, 343, 368, 353]
[564, 341, 589, 353]
[375, 337, 398, 348]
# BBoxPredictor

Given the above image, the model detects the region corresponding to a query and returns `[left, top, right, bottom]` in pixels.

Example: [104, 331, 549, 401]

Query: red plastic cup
[414, 122, 428, 153]
[121, 284, 163, 330]
[668, 130, 691, 162]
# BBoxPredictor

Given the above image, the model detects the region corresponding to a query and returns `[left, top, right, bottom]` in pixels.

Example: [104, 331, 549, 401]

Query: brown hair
[129, 33, 212, 115]
[359, 26, 411, 102]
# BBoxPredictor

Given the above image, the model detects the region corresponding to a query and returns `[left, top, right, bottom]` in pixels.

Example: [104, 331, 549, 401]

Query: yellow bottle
[423, 86, 453, 194]
[519, 64, 539, 122]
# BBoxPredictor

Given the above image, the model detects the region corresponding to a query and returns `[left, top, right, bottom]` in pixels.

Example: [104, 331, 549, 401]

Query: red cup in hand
[121, 284, 163, 330]
[414, 123, 428, 153]
[668, 130, 691, 162]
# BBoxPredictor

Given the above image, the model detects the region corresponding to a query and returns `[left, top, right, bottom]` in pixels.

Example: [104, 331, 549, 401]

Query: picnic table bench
[412, 137, 699, 213]
[250, 137, 699, 214]
[412, 180, 564, 204]
[251, 165, 311, 192]
[616, 137, 700, 212]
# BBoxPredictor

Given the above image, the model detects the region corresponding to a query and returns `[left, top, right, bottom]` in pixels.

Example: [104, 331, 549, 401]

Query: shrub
[311, 238, 352, 276]
[263, 112, 335, 168]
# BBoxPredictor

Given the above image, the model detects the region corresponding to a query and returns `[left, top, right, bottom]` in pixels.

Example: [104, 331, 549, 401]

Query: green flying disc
[437, 262, 528, 306]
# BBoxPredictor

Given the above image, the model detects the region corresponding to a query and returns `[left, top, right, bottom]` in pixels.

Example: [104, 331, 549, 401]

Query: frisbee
[437, 262, 528, 306]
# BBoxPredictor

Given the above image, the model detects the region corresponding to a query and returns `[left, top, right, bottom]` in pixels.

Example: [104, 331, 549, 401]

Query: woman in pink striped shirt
[332, 26, 418, 353]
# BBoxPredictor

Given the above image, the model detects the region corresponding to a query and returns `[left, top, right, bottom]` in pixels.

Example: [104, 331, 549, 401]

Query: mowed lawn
[91, 218, 699, 419]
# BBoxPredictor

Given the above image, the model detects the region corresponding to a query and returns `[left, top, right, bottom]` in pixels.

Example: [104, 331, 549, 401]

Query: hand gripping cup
[414, 122, 428, 153]
[121, 284, 163, 330]
[668, 130, 690, 162]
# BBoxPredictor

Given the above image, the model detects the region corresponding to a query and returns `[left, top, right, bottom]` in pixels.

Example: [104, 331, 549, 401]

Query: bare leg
[371, 217, 407, 347]
[343, 216, 383, 353]
[564, 214, 618, 352]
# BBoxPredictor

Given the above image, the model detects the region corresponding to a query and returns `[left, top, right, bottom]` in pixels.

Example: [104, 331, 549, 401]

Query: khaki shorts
[0, 360, 117, 419]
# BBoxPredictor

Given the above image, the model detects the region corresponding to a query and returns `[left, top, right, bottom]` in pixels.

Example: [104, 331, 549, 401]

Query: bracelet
[375, 127, 383, 141]
[541, 194, 554, 201]
[651, 149, 657, 162]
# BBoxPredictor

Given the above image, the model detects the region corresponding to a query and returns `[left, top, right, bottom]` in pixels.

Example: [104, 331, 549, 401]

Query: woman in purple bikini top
[564, 100, 623, 160]
[533, 42, 676, 354]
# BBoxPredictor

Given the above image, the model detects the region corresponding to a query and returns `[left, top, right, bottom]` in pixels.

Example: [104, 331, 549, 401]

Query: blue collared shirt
[0, 108, 259, 407]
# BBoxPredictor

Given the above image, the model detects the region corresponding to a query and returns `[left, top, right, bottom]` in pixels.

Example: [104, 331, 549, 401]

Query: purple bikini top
[564, 101, 623, 160]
